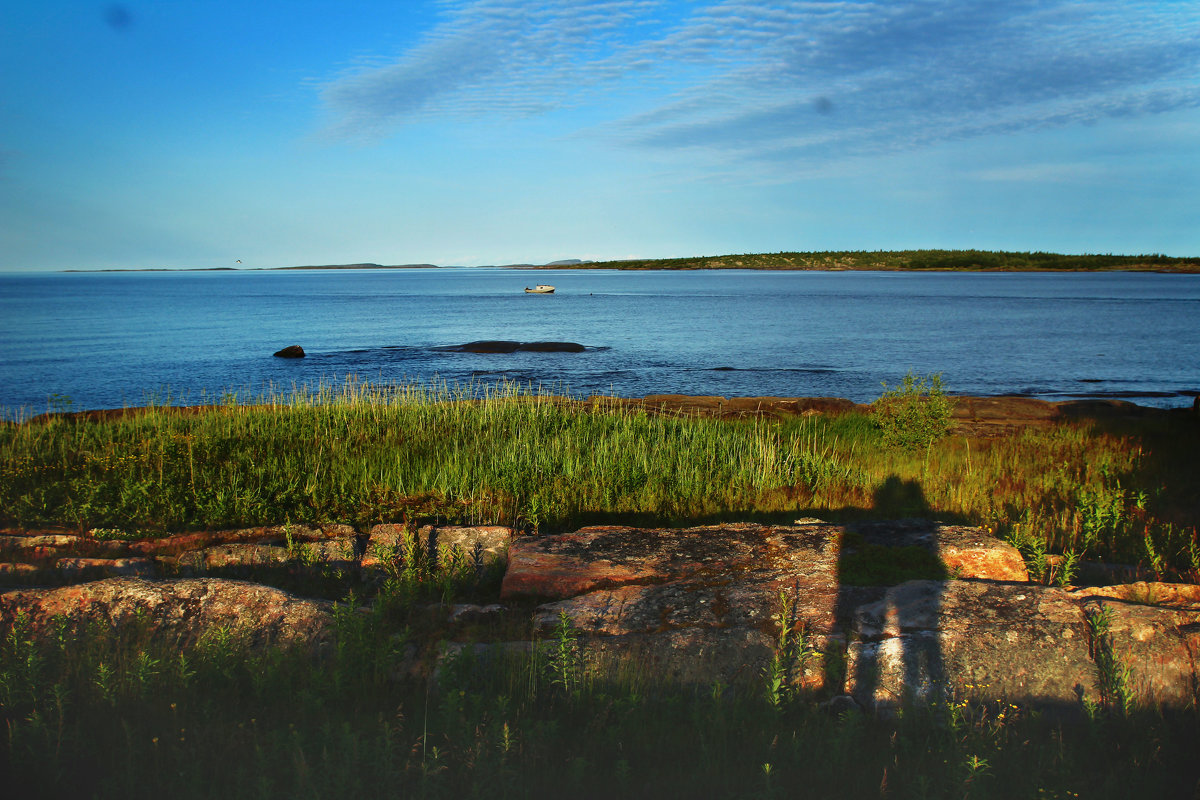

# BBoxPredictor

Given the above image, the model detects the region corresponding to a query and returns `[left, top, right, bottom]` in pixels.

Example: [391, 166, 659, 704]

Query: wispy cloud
[968, 162, 1106, 183]
[319, 0, 666, 138]
[319, 0, 1200, 162]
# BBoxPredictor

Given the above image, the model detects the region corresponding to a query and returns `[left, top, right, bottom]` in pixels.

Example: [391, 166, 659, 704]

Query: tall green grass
[0, 381, 865, 533]
[1, 379, 1197, 579]
[4, 597, 1197, 799]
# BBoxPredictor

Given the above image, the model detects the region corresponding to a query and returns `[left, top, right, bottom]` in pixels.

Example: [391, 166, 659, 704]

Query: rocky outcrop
[3, 517, 1195, 713]
[501, 521, 1198, 711]
[273, 345, 305, 358]
[1, 523, 507, 582]
[0, 578, 334, 652]
[847, 580, 1096, 707]
[125, 523, 355, 556]
[173, 543, 291, 571]
[1070, 581, 1200, 610]
[843, 579, 1200, 709]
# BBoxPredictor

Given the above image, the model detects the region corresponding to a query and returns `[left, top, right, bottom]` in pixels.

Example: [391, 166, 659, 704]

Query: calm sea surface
[1, 268, 1197, 417]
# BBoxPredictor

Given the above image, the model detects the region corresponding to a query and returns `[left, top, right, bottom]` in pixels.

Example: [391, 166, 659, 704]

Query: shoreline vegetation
[56, 248, 1200, 273]
[3, 380, 1197, 579]
[3, 378, 1199, 797]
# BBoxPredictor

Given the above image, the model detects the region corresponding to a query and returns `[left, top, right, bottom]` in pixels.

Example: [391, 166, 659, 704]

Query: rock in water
[273, 345, 305, 358]
[516, 342, 586, 352]
[456, 340, 522, 353]
[435, 341, 586, 353]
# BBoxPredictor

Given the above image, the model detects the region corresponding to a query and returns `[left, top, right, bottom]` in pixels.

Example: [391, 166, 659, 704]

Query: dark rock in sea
[273, 345, 306, 358]
[456, 341, 522, 353]
[516, 341, 586, 353]
[440, 341, 586, 354]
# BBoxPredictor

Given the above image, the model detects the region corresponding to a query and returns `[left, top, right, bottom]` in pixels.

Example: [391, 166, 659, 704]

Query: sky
[1, 0, 1198, 271]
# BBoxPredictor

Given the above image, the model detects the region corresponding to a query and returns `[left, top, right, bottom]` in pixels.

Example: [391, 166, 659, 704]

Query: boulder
[1077, 596, 1200, 707]
[500, 521, 1200, 710]
[432, 525, 512, 569]
[903, 524, 1028, 582]
[0, 533, 83, 562]
[515, 342, 586, 353]
[0, 578, 335, 652]
[167, 537, 358, 573]
[173, 543, 291, 571]
[437, 341, 587, 354]
[0, 533, 81, 551]
[847, 581, 1097, 709]
[514, 523, 843, 634]
[454, 340, 522, 353]
[126, 524, 353, 556]
[273, 345, 305, 358]
[846, 580, 1200, 711]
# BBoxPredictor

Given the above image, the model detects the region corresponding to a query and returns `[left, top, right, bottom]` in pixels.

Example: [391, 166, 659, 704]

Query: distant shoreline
[55, 249, 1200, 274]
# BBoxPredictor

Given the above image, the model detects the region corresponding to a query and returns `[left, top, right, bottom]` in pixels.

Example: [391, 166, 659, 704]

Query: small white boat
[525, 285, 555, 294]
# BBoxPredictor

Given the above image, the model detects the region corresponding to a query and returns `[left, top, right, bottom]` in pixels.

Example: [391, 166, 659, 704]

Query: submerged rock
[273, 345, 306, 358]
[438, 340, 586, 353]
[515, 341, 586, 352]
[452, 340, 522, 353]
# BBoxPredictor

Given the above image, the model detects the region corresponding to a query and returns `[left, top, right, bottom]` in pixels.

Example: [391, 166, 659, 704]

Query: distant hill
[550, 250, 1200, 272]
[57, 251, 1199, 274]
[271, 263, 438, 270]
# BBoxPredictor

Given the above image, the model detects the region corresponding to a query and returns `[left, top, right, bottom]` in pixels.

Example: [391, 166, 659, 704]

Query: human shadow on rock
[828, 476, 949, 712]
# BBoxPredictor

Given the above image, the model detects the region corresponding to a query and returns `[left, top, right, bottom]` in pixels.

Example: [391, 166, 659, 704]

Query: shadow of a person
[829, 476, 949, 713]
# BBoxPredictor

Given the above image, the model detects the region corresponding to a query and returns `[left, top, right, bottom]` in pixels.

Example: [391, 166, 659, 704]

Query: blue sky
[2, 0, 1197, 270]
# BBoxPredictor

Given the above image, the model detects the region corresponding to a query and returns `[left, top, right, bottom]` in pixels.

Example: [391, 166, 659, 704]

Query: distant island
[563, 249, 1200, 272]
[59, 250, 1199, 273]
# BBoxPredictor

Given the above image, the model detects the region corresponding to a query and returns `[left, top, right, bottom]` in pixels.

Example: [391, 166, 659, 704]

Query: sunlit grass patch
[1, 378, 1196, 579]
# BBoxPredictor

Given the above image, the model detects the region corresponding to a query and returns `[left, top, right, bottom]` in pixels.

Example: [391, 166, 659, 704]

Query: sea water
[0, 268, 1197, 417]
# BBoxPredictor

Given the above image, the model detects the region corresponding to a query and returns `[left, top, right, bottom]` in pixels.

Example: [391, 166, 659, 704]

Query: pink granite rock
[0, 577, 334, 651]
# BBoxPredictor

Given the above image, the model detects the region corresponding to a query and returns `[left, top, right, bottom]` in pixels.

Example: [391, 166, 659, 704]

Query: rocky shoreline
[4, 393, 1197, 714]
[3, 516, 1197, 713]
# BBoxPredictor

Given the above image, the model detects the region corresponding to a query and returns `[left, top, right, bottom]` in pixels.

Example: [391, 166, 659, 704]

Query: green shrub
[870, 372, 954, 450]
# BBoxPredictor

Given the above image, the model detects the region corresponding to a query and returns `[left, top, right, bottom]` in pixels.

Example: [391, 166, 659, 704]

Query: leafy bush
[870, 372, 955, 450]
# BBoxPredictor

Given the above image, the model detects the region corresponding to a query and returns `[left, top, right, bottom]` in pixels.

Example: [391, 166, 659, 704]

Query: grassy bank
[574, 249, 1200, 272]
[4, 380, 1200, 796]
[2, 380, 1197, 579]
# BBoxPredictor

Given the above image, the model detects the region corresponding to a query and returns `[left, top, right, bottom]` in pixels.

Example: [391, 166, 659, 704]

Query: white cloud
[318, 0, 1200, 162]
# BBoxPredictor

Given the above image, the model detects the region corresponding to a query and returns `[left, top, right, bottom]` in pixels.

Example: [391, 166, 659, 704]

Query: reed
[1, 379, 1196, 578]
